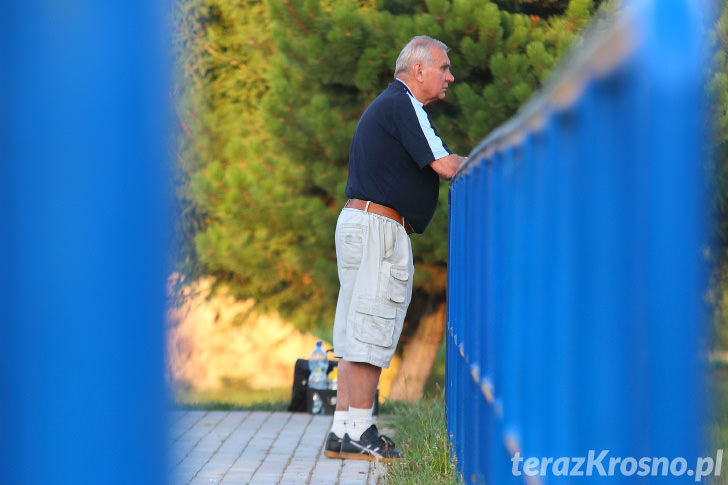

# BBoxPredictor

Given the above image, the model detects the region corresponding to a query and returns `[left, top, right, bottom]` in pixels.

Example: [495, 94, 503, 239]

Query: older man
[324, 35, 466, 462]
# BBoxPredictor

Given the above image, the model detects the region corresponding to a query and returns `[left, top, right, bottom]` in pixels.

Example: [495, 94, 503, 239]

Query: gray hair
[394, 36, 449, 79]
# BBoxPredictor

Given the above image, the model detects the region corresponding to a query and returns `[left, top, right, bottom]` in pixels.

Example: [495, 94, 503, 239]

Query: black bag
[287, 358, 338, 412]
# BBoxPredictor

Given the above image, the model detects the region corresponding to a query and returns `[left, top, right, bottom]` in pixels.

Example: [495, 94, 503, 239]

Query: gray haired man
[323, 35, 466, 462]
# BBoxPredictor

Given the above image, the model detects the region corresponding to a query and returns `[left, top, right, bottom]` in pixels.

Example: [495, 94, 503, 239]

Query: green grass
[381, 390, 461, 485]
[171, 385, 291, 411]
[709, 366, 728, 484]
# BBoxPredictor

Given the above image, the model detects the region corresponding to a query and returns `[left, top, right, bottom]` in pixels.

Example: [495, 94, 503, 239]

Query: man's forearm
[431, 154, 467, 180]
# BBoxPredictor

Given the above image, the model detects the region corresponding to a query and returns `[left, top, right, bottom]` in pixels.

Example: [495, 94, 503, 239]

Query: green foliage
[708, 258, 728, 352]
[383, 392, 460, 484]
[262, 0, 598, 319]
[707, 1, 728, 351]
[173, 0, 728, 349]
[172, 389, 291, 410]
[173, 0, 341, 329]
[709, 2, 728, 246]
[172, 0, 275, 283]
[173, 0, 600, 330]
[709, 368, 728, 485]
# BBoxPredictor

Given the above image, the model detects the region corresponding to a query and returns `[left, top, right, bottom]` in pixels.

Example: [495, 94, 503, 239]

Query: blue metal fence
[1, 2, 169, 485]
[447, 0, 711, 483]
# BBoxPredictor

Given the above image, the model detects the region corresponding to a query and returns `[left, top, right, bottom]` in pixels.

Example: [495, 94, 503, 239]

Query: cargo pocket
[353, 300, 397, 347]
[387, 265, 410, 304]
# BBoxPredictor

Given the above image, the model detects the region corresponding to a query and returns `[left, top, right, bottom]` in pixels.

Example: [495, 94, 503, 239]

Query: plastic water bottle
[308, 341, 329, 390]
[311, 391, 323, 414]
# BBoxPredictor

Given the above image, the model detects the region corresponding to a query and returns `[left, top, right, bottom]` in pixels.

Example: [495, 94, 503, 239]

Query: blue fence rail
[447, 1, 711, 483]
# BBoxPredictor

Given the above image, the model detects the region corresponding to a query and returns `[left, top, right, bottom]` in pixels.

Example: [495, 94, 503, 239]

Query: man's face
[420, 46, 454, 105]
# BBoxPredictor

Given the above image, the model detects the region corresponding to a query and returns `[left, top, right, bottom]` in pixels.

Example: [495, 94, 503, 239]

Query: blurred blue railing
[447, 1, 711, 483]
[1, 3, 169, 485]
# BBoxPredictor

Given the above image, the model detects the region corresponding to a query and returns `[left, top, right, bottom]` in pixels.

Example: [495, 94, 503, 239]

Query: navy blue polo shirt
[345, 80, 451, 234]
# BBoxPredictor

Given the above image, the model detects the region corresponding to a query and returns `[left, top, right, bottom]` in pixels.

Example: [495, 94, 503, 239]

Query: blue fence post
[0, 3, 170, 485]
[642, 0, 709, 470]
[446, 185, 455, 463]
[544, 110, 579, 470]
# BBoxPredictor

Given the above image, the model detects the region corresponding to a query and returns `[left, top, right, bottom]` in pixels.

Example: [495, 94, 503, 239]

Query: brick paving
[169, 410, 386, 485]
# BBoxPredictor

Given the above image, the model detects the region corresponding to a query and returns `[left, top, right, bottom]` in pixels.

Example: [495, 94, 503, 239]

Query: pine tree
[262, 0, 599, 398]
[707, 0, 728, 351]
[174, 0, 728, 396]
[173, 0, 344, 328]
[172, 0, 274, 288]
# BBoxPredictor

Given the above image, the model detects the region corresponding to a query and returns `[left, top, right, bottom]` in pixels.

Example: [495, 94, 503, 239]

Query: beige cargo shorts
[332, 207, 414, 368]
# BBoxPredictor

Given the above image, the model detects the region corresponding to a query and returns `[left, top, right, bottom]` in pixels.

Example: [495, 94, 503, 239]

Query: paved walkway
[169, 410, 386, 485]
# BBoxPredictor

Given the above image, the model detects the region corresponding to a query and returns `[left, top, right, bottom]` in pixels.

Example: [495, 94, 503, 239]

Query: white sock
[331, 410, 348, 438]
[346, 407, 373, 441]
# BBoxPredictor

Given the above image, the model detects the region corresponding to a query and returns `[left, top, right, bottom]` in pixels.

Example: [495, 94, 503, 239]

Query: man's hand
[430, 154, 467, 180]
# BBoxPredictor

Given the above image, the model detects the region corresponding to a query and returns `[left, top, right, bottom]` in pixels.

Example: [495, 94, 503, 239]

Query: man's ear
[413, 62, 424, 82]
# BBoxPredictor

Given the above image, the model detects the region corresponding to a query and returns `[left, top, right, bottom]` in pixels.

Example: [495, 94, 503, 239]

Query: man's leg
[338, 358, 400, 461]
[342, 360, 380, 409]
[330, 360, 350, 441]
[328, 212, 410, 461]
[334, 360, 350, 411]
[333, 360, 379, 437]
[343, 360, 380, 442]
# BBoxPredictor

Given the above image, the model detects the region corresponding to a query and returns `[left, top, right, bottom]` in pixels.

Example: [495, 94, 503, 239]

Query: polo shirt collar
[395, 78, 422, 106]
